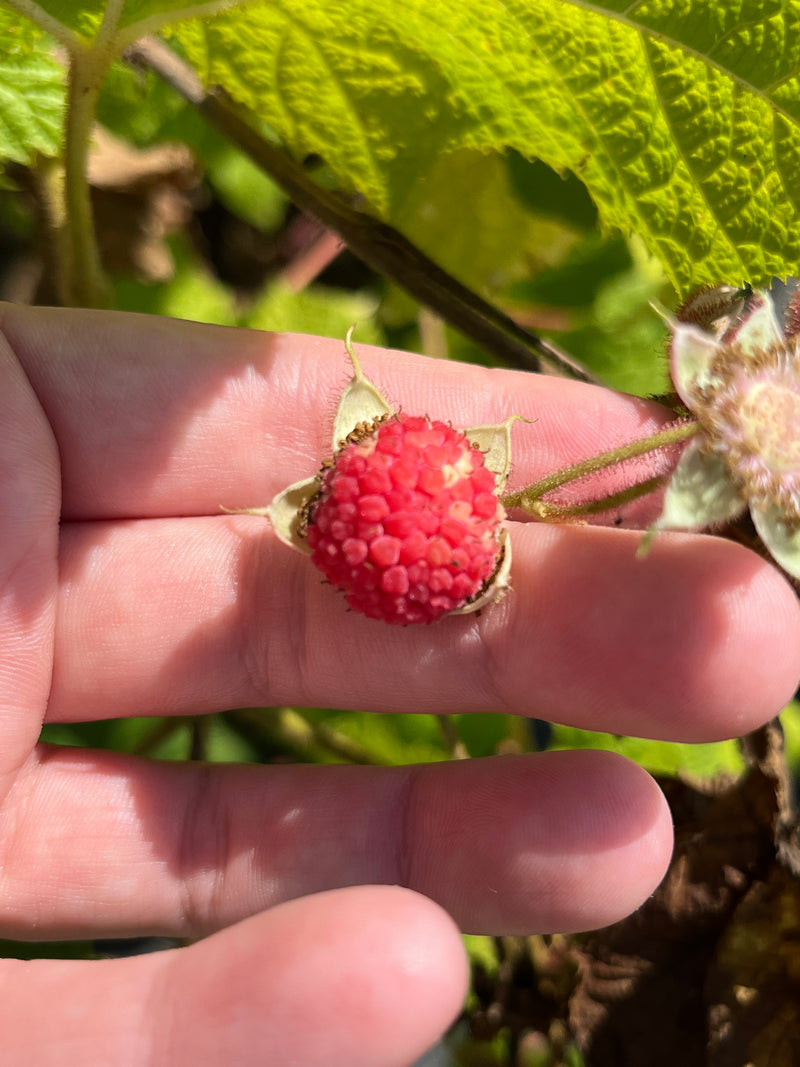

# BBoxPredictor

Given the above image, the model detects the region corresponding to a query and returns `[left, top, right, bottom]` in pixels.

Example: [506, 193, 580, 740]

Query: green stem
[58, 0, 126, 306]
[231, 706, 390, 766]
[528, 474, 666, 521]
[0, 0, 103, 306]
[189, 715, 209, 761]
[502, 420, 699, 513]
[60, 51, 106, 306]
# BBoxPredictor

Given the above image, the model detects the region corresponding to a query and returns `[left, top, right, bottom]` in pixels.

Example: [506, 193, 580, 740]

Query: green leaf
[205, 144, 288, 231]
[40, 716, 192, 758]
[506, 152, 599, 232]
[95, 55, 192, 145]
[454, 713, 510, 759]
[3, 0, 246, 45]
[781, 699, 800, 775]
[0, 0, 245, 168]
[302, 708, 449, 766]
[462, 934, 499, 975]
[549, 724, 746, 780]
[171, 0, 800, 292]
[0, 13, 63, 164]
[395, 148, 586, 297]
[512, 234, 671, 394]
[242, 280, 382, 343]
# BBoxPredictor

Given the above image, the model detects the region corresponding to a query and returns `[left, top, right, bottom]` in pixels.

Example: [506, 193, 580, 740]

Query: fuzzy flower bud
[654, 280, 800, 579]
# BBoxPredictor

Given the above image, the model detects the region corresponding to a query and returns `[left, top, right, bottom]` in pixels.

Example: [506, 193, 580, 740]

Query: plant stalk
[528, 474, 667, 521]
[502, 420, 699, 513]
[56, 0, 126, 307]
[60, 48, 110, 307]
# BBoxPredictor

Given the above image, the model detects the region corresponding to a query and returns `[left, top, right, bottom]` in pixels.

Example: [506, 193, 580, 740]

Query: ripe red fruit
[305, 414, 505, 624]
[261, 330, 517, 625]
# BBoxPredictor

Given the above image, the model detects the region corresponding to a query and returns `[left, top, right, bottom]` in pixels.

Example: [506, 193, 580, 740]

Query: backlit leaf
[0, 13, 63, 164]
[171, 0, 800, 292]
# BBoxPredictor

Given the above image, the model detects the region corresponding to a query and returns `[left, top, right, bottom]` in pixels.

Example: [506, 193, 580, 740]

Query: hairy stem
[527, 474, 666, 521]
[56, 0, 126, 306]
[60, 50, 109, 306]
[502, 420, 699, 513]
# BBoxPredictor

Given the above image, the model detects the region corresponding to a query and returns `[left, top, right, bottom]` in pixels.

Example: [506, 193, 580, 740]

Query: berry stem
[528, 474, 667, 521]
[502, 419, 700, 514]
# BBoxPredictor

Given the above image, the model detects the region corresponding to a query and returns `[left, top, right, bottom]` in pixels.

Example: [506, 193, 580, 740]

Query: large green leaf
[0, 0, 246, 162]
[395, 148, 586, 295]
[172, 0, 800, 292]
[0, 13, 63, 164]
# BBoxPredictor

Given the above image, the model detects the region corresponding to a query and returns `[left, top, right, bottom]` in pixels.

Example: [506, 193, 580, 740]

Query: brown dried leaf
[88, 126, 198, 283]
[568, 721, 800, 1067]
[706, 862, 800, 1067]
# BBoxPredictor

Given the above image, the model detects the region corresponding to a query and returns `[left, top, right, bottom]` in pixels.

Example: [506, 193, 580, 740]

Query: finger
[1, 748, 670, 939]
[0, 329, 60, 787]
[1, 303, 673, 522]
[0, 886, 467, 1067]
[51, 515, 800, 740]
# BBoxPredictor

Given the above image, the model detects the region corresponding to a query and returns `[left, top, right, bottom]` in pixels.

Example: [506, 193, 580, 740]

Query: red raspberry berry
[305, 415, 505, 624]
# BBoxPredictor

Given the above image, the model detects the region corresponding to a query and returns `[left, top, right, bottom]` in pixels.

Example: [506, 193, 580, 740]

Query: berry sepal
[266, 475, 319, 556]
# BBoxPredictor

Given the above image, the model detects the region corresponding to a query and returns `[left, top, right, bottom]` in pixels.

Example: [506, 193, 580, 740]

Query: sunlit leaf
[0, 13, 63, 164]
[172, 0, 800, 292]
[3, 0, 246, 44]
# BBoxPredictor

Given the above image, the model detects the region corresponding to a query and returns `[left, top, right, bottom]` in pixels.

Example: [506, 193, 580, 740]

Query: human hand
[1, 303, 798, 1066]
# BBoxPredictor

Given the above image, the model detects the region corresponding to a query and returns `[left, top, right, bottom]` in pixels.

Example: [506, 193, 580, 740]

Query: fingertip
[701, 546, 800, 738]
[641, 533, 800, 740]
[399, 751, 673, 936]
[501, 525, 800, 743]
[553, 751, 674, 932]
[170, 885, 467, 1067]
[486, 751, 674, 934]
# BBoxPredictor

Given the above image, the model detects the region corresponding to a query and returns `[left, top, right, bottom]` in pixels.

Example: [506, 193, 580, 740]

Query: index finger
[0, 303, 671, 522]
